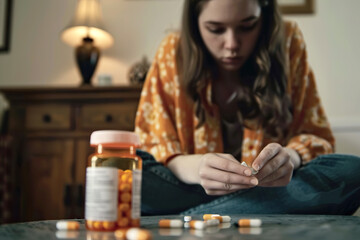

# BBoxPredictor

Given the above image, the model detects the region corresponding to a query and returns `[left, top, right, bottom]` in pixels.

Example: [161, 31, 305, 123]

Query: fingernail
[244, 169, 252, 176]
[250, 178, 258, 185]
[253, 164, 260, 171]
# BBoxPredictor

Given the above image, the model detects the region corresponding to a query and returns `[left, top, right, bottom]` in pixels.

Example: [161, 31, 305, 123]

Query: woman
[135, 0, 360, 215]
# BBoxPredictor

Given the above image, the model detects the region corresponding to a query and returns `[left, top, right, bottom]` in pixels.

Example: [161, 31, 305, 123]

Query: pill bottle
[85, 130, 142, 231]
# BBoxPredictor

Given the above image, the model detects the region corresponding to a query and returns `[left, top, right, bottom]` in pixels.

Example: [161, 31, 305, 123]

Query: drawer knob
[42, 114, 52, 123]
[105, 114, 113, 123]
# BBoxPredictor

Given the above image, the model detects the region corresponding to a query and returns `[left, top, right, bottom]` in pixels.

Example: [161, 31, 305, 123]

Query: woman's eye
[239, 22, 258, 32]
[207, 27, 225, 34]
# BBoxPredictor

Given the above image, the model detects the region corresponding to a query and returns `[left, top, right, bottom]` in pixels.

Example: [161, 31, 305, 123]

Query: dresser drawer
[79, 103, 138, 130]
[26, 105, 71, 130]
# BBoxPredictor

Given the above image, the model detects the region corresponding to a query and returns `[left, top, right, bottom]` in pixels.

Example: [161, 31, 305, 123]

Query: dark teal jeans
[138, 150, 360, 215]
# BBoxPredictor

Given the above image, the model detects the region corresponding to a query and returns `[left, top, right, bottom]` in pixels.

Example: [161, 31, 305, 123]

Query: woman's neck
[216, 68, 241, 84]
[212, 69, 242, 122]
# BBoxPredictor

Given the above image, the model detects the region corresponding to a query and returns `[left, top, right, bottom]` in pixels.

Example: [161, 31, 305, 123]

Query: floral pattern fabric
[135, 21, 335, 165]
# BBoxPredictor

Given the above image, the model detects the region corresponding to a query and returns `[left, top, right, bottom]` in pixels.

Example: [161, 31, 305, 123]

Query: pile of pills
[158, 214, 233, 230]
[157, 214, 262, 235]
[56, 214, 262, 239]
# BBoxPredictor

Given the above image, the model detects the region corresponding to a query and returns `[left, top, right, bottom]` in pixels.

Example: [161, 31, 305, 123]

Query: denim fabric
[137, 150, 360, 215]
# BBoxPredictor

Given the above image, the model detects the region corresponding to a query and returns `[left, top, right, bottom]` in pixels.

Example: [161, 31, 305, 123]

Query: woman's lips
[221, 57, 243, 65]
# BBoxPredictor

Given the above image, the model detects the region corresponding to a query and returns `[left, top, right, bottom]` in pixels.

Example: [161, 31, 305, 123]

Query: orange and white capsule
[158, 219, 183, 228]
[203, 214, 220, 221]
[189, 220, 206, 230]
[115, 228, 152, 240]
[56, 221, 80, 230]
[238, 219, 262, 227]
[210, 215, 231, 223]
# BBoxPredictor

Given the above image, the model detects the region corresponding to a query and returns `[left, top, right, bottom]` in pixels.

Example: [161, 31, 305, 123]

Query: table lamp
[61, 0, 114, 85]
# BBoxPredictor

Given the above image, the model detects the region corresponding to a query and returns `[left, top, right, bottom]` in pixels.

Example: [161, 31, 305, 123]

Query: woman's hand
[251, 143, 301, 187]
[198, 153, 259, 195]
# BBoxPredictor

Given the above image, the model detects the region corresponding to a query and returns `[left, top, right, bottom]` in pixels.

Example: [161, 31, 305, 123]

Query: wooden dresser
[0, 86, 142, 222]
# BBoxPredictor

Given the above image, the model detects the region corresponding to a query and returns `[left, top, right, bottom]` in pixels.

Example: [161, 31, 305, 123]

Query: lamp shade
[61, 0, 113, 49]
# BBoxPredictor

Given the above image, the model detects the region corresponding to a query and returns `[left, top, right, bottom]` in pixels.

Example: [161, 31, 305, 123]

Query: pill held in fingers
[237, 219, 262, 227]
[158, 219, 184, 228]
[241, 161, 258, 175]
[56, 221, 80, 230]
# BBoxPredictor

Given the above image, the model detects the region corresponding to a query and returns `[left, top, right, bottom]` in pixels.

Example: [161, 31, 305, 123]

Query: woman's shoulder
[152, 32, 180, 64]
[283, 20, 306, 57]
[157, 32, 180, 51]
[283, 20, 303, 40]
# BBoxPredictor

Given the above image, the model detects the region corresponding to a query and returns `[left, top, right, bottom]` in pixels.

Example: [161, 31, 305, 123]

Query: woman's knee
[313, 153, 360, 169]
[308, 154, 360, 185]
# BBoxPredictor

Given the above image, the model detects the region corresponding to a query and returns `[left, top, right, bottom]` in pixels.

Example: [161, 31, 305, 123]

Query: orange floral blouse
[135, 21, 335, 165]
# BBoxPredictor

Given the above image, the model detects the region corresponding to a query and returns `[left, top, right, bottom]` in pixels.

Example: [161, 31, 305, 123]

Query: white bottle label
[131, 169, 142, 219]
[85, 167, 118, 221]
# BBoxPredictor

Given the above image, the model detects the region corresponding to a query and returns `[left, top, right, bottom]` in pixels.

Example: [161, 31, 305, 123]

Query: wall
[283, 0, 360, 156]
[0, 0, 359, 155]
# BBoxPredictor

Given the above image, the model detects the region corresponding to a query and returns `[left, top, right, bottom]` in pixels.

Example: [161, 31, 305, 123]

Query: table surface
[0, 214, 359, 240]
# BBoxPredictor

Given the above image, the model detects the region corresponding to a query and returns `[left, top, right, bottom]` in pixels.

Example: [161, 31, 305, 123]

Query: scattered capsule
[238, 219, 262, 227]
[158, 219, 183, 228]
[203, 214, 220, 220]
[183, 216, 192, 222]
[189, 220, 206, 230]
[210, 215, 231, 223]
[56, 221, 80, 230]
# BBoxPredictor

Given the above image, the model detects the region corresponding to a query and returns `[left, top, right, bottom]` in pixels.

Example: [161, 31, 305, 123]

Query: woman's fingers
[258, 161, 293, 186]
[203, 153, 252, 175]
[252, 143, 282, 172]
[200, 179, 256, 195]
[198, 153, 258, 194]
[199, 167, 257, 186]
[255, 148, 290, 181]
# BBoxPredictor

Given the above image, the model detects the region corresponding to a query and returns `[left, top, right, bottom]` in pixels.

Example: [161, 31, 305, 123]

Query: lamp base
[76, 37, 100, 86]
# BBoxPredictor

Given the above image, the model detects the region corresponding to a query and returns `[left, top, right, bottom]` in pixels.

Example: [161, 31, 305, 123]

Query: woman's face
[198, 0, 262, 72]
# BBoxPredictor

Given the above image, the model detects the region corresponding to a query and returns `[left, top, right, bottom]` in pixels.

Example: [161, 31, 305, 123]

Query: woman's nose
[224, 31, 240, 51]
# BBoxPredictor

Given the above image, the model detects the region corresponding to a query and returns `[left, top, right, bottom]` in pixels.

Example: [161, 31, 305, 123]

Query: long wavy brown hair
[176, 0, 292, 140]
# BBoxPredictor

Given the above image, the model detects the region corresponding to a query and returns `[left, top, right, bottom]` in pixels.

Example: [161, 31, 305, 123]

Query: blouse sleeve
[135, 34, 183, 164]
[285, 22, 335, 164]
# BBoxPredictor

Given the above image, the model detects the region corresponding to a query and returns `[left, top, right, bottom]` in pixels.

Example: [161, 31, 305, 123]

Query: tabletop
[0, 214, 359, 240]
